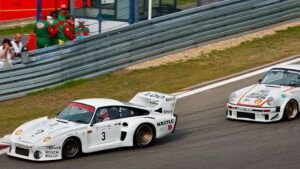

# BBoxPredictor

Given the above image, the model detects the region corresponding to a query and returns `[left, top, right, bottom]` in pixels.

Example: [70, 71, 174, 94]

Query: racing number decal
[102, 132, 105, 141]
[145, 93, 165, 99]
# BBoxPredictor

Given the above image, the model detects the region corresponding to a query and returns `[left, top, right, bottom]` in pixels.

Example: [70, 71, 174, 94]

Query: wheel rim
[286, 100, 298, 119]
[63, 139, 78, 157]
[137, 125, 153, 146]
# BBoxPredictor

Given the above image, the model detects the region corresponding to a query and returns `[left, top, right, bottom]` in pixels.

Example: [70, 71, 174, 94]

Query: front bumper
[7, 141, 62, 161]
[226, 103, 281, 122]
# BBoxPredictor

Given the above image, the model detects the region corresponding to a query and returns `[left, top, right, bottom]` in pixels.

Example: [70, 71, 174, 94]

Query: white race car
[7, 91, 177, 161]
[227, 65, 300, 122]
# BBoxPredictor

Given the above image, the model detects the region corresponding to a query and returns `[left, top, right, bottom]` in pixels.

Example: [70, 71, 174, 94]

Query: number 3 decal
[102, 132, 105, 141]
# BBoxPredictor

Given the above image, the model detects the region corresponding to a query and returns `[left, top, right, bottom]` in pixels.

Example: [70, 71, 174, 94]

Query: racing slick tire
[62, 137, 81, 159]
[283, 99, 299, 121]
[134, 124, 155, 148]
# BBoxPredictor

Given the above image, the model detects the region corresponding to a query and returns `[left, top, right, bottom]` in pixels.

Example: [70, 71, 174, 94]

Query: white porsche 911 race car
[227, 65, 300, 122]
[7, 91, 177, 161]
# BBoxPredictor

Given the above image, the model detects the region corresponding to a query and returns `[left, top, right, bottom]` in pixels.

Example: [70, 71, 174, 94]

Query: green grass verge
[0, 24, 34, 36]
[1, 25, 300, 136]
[177, 0, 197, 6]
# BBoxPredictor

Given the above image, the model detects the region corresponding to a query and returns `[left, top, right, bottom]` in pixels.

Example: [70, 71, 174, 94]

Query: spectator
[75, 19, 90, 39]
[58, 15, 75, 43]
[0, 39, 16, 68]
[58, 4, 75, 36]
[33, 13, 54, 49]
[11, 33, 23, 64]
[47, 11, 59, 46]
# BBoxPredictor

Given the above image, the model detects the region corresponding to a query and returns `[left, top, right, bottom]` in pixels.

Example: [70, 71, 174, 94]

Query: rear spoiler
[130, 91, 176, 114]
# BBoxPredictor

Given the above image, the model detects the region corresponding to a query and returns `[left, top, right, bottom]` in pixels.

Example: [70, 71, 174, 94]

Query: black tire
[284, 99, 299, 120]
[134, 124, 155, 148]
[62, 138, 81, 159]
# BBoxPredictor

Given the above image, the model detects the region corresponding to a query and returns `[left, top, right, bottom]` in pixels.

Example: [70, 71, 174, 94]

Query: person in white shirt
[11, 33, 23, 64]
[0, 39, 15, 68]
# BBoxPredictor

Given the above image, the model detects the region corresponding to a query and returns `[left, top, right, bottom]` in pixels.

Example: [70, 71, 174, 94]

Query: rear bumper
[226, 103, 281, 122]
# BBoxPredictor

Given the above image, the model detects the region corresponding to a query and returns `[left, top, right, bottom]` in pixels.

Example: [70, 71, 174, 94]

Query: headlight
[15, 129, 22, 135]
[34, 150, 43, 159]
[267, 97, 274, 106]
[43, 137, 51, 142]
[229, 93, 237, 103]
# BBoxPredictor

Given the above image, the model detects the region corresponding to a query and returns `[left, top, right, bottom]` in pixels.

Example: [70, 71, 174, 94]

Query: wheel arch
[62, 136, 83, 158]
[280, 98, 299, 120]
[132, 122, 157, 146]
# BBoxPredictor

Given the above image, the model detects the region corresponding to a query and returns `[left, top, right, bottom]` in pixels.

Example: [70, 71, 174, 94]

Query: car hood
[13, 117, 87, 144]
[233, 84, 293, 107]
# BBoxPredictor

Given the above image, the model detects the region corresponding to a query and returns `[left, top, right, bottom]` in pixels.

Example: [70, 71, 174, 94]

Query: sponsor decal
[246, 89, 270, 100]
[37, 23, 45, 28]
[32, 129, 44, 137]
[69, 102, 95, 112]
[144, 92, 166, 99]
[255, 99, 262, 104]
[237, 107, 252, 111]
[49, 123, 59, 127]
[281, 94, 288, 99]
[243, 98, 252, 102]
[157, 119, 174, 126]
[96, 125, 111, 131]
[168, 125, 172, 131]
[47, 146, 61, 150]
[45, 146, 61, 158]
[163, 110, 173, 113]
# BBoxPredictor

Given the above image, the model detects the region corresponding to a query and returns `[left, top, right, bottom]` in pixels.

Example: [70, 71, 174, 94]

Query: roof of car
[73, 98, 125, 108]
[73, 98, 148, 110]
[273, 64, 300, 71]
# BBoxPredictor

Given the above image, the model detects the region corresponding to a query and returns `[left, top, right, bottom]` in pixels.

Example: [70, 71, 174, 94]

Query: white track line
[176, 57, 300, 99]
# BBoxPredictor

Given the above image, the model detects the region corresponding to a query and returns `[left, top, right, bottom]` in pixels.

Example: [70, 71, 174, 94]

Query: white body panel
[7, 91, 177, 161]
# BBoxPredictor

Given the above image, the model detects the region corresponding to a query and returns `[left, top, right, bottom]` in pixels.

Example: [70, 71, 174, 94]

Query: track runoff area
[0, 55, 300, 168]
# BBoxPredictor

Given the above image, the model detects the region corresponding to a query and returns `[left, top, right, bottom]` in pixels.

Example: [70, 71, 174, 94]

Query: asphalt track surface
[2, 67, 300, 168]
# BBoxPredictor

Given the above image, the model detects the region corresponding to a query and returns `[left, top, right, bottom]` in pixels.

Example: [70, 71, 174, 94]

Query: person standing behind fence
[34, 14, 54, 49]
[58, 4, 75, 37]
[47, 11, 59, 46]
[11, 33, 23, 64]
[0, 39, 15, 68]
[75, 19, 90, 38]
[58, 15, 75, 43]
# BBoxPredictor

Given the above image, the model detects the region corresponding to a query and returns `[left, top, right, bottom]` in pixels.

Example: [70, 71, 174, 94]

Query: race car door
[88, 106, 122, 149]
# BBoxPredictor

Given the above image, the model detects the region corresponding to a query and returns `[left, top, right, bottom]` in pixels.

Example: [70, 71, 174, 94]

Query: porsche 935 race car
[7, 91, 177, 161]
[227, 65, 300, 122]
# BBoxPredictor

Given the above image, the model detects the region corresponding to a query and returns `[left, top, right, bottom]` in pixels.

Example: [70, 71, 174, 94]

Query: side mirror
[57, 112, 61, 116]
[258, 79, 262, 83]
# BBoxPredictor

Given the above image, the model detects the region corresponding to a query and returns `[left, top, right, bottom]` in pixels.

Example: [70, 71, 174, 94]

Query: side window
[119, 107, 136, 118]
[93, 107, 119, 123]
[118, 107, 150, 118]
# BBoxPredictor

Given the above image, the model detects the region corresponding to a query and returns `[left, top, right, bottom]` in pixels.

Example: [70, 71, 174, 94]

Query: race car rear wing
[130, 91, 176, 114]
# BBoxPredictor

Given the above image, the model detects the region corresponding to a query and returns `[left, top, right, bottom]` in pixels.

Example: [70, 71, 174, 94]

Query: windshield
[261, 69, 300, 86]
[57, 102, 95, 124]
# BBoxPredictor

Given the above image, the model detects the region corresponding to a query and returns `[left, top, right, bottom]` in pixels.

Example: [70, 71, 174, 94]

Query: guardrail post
[98, 0, 103, 33]
[134, 0, 139, 23]
[129, 0, 134, 24]
[70, 0, 75, 15]
[148, 0, 152, 20]
[197, 0, 201, 7]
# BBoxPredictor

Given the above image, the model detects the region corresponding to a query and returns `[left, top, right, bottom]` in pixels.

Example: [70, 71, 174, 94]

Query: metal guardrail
[1, 0, 300, 101]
